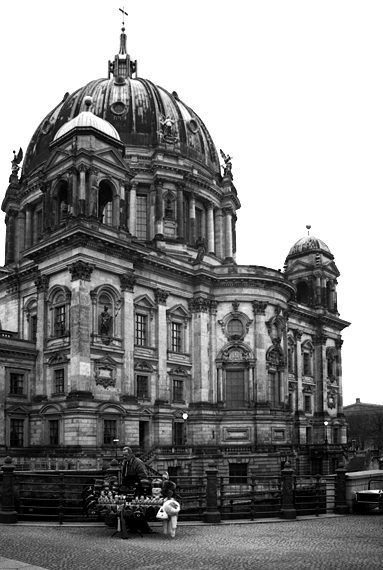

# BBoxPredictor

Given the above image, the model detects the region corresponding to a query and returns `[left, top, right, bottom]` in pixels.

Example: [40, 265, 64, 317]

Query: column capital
[68, 260, 94, 281]
[252, 300, 267, 315]
[34, 273, 49, 293]
[293, 329, 303, 341]
[155, 288, 169, 305]
[77, 163, 88, 173]
[120, 271, 137, 292]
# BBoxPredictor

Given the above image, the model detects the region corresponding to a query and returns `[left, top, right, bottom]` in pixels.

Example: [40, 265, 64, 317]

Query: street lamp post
[113, 438, 119, 459]
[324, 421, 329, 445]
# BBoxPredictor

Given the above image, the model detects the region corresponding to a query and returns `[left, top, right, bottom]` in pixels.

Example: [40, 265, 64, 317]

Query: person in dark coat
[120, 447, 148, 490]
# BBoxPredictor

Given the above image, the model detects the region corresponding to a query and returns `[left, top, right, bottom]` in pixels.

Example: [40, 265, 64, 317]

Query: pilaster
[155, 289, 169, 401]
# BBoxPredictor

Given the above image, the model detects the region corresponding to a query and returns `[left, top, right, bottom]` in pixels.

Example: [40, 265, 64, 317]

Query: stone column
[176, 182, 185, 242]
[120, 272, 137, 395]
[149, 184, 156, 240]
[189, 192, 196, 245]
[17, 211, 25, 259]
[209, 301, 218, 402]
[280, 461, 296, 519]
[78, 164, 87, 216]
[5, 210, 17, 264]
[0, 457, 18, 523]
[69, 167, 79, 217]
[34, 273, 49, 396]
[214, 208, 224, 259]
[129, 180, 137, 236]
[24, 205, 33, 250]
[68, 261, 93, 394]
[223, 208, 233, 260]
[334, 463, 349, 514]
[155, 289, 169, 401]
[336, 338, 344, 416]
[88, 167, 99, 218]
[294, 330, 303, 413]
[207, 202, 215, 254]
[189, 296, 210, 403]
[314, 334, 328, 415]
[252, 301, 268, 404]
[120, 180, 128, 232]
[112, 181, 121, 227]
[154, 180, 164, 238]
[202, 463, 221, 523]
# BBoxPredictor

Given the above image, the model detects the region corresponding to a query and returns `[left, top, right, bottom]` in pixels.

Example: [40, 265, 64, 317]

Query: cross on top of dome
[108, 8, 137, 80]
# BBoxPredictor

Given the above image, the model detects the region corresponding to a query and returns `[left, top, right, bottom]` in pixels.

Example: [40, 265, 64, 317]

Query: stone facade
[0, 28, 350, 477]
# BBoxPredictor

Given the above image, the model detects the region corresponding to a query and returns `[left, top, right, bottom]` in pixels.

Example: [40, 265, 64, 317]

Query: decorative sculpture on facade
[220, 149, 233, 176]
[160, 114, 176, 138]
[99, 306, 113, 336]
[10, 148, 23, 181]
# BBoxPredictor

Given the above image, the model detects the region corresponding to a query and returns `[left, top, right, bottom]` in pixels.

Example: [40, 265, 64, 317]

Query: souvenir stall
[83, 476, 165, 538]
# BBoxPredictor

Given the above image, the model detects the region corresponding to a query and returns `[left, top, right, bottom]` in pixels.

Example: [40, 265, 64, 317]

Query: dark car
[355, 479, 383, 514]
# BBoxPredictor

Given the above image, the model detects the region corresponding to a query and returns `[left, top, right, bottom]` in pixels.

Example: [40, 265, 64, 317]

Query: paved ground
[0, 514, 382, 570]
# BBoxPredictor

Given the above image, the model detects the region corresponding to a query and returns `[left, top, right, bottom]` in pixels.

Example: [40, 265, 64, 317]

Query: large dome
[22, 76, 220, 178]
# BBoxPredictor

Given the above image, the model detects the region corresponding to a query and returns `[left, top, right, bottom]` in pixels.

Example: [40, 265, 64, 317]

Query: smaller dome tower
[284, 226, 339, 313]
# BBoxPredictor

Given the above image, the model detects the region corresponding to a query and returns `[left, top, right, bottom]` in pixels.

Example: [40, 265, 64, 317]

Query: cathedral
[0, 26, 350, 478]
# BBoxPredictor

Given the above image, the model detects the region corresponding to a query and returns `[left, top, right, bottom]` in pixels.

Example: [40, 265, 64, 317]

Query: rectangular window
[49, 420, 59, 445]
[103, 420, 117, 445]
[229, 463, 248, 485]
[54, 305, 66, 337]
[171, 322, 182, 352]
[269, 372, 281, 407]
[54, 369, 65, 394]
[226, 369, 245, 408]
[137, 375, 149, 399]
[333, 427, 339, 444]
[10, 418, 24, 447]
[303, 353, 311, 376]
[173, 422, 184, 446]
[10, 373, 24, 395]
[30, 315, 37, 342]
[136, 195, 147, 240]
[306, 427, 312, 444]
[173, 379, 184, 402]
[135, 314, 147, 346]
[304, 395, 312, 413]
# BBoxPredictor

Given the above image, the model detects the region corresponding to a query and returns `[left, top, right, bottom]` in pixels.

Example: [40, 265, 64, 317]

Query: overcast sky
[0, 1, 381, 406]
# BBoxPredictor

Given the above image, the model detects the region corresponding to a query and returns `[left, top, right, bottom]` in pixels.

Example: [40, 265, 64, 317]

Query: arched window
[99, 181, 114, 226]
[296, 281, 309, 304]
[47, 286, 71, 339]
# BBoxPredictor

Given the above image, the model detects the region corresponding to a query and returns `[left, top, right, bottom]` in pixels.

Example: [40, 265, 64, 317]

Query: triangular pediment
[95, 354, 118, 366]
[167, 303, 191, 318]
[134, 294, 156, 310]
[94, 148, 131, 172]
[6, 405, 29, 415]
[286, 260, 314, 275]
[43, 148, 72, 173]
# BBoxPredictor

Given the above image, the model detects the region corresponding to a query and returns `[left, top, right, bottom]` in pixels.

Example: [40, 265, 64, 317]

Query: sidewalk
[1, 514, 382, 570]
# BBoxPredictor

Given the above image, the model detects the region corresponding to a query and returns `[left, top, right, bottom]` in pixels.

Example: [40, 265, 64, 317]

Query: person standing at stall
[120, 447, 148, 491]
